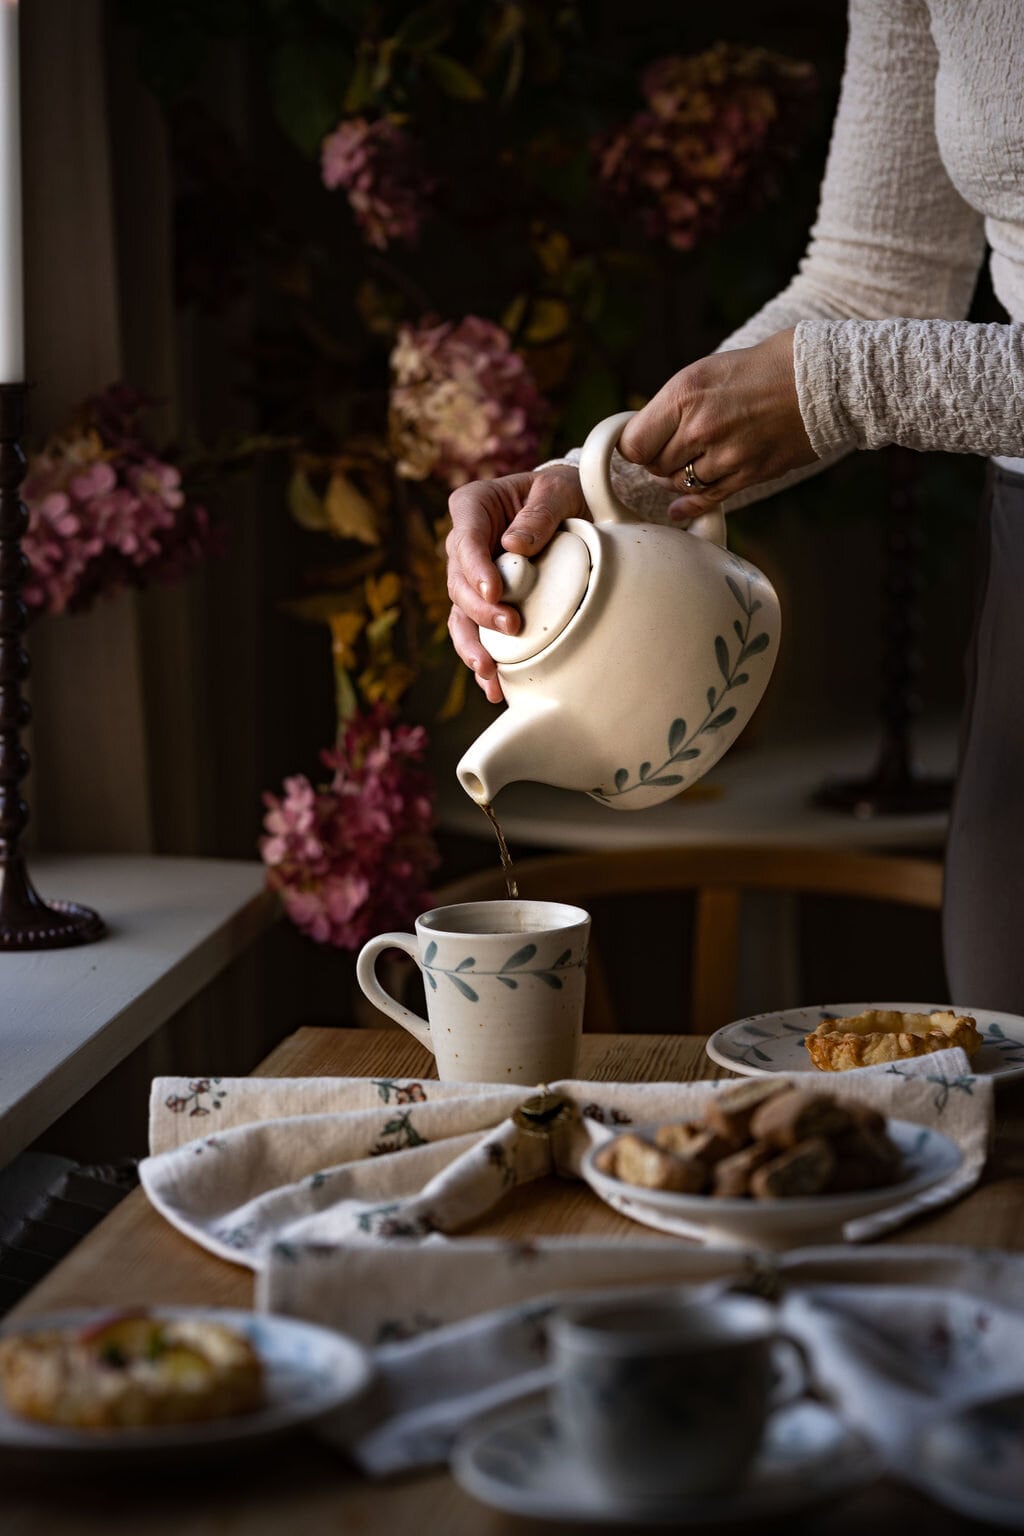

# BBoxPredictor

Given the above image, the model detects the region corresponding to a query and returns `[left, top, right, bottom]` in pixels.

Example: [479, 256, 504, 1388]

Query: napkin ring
[514, 1090, 576, 1137]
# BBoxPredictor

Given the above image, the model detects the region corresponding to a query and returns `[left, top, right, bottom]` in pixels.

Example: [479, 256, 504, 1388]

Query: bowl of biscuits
[583, 1079, 962, 1249]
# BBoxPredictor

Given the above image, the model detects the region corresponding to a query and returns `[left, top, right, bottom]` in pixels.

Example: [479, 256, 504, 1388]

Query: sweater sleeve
[797, 318, 1024, 456]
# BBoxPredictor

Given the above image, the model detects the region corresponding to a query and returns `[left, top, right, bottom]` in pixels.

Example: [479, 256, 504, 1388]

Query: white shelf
[0, 856, 277, 1166]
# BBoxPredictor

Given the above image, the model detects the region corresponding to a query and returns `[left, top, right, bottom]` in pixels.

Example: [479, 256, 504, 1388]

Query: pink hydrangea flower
[389, 316, 546, 489]
[321, 117, 427, 250]
[259, 703, 439, 950]
[21, 385, 216, 615]
[595, 45, 815, 252]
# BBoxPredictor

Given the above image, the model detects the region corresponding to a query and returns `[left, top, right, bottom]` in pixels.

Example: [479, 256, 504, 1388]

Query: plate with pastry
[0, 1307, 372, 1463]
[705, 1001, 1024, 1083]
[582, 1081, 961, 1249]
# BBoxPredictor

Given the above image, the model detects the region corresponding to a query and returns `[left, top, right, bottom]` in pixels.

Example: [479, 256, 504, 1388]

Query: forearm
[797, 318, 1024, 457]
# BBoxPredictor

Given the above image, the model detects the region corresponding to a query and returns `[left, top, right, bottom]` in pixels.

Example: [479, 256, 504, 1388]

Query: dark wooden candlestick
[0, 383, 104, 948]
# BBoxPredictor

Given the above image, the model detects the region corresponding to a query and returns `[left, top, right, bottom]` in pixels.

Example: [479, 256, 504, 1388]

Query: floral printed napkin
[142, 1048, 991, 1343]
[345, 1246, 1024, 1478]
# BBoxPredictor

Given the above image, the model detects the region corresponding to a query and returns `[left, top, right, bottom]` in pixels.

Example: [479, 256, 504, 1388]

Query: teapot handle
[578, 410, 727, 549]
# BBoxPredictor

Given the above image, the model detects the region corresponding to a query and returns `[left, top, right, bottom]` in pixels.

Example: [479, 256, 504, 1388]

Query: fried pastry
[711, 1142, 775, 1198]
[599, 1084, 903, 1203]
[610, 1134, 707, 1193]
[803, 1009, 982, 1072]
[748, 1087, 854, 1149]
[703, 1077, 794, 1144]
[749, 1137, 835, 1200]
[654, 1123, 734, 1165]
[0, 1311, 264, 1429]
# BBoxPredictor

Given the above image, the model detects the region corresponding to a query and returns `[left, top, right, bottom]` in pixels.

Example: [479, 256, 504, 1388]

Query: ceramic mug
[548, 1291, 810, 1501]
[355, 899, 590, 1083]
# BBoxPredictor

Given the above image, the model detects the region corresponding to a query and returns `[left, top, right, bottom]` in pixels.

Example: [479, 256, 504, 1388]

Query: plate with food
[909, 1390, 1024, 1531]
[582, 1080, 962, 1249]
[705, 1003, 1024, 1083]
[0, 1307, 372, 1462]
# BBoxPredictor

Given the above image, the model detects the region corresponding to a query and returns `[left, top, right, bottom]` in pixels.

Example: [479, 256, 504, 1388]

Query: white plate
[452, 1398, 881, 1525]
[583, 1120, 961, 1249]
[0, 1307, 373, 1463]
[911, 1392, 1024, 1531]
[706, 1001, 1024, 1083]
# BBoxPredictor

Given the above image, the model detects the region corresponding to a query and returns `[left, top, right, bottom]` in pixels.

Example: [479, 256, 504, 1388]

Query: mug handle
[769, 1333, 814, 1410]
[355, 933, 434, 1054]
[577, 409, 727, 548]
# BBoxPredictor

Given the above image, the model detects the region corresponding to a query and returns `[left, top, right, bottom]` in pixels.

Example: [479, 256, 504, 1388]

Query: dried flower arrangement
[120, 0, 816, 946]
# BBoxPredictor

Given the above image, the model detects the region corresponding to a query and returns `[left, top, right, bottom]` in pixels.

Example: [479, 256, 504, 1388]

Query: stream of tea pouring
[477, 798, 519, 900]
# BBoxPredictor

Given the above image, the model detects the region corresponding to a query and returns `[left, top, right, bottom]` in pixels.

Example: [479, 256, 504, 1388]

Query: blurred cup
[356, 899, 589, 1084]
[548, 1291, 810, 1501]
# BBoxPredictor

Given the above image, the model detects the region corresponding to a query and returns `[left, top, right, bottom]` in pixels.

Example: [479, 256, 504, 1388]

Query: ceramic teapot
[456, 411, 781, 812]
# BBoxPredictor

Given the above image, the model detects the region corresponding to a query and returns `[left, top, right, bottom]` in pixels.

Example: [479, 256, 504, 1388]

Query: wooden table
[6, 1029, 1024, 1534]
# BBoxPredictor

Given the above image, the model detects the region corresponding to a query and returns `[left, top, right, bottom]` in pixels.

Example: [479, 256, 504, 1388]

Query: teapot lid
[479, 529, 591, 665]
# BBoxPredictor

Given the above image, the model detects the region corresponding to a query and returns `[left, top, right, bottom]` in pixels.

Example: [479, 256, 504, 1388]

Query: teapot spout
[456, 699, 560, 805]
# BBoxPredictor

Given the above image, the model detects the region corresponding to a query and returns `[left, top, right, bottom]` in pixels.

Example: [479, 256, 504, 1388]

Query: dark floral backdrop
[104, 0, 835, 946]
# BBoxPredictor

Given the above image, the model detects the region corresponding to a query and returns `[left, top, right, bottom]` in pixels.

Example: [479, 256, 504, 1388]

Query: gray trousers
[943, 464, 1024, 1010]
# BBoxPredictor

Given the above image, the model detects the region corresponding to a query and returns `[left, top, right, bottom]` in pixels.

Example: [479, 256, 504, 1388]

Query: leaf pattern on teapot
[592, 569, 771, 802]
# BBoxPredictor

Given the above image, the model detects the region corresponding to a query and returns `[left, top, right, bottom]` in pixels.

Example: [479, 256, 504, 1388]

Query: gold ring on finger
[681, 460, 710, 491]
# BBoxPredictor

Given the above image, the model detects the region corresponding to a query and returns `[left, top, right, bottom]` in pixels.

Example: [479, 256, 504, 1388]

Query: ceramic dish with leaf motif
[705, 1003, 1024, 1084]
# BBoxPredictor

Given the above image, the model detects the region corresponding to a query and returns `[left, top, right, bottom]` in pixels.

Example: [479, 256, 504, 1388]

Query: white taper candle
[0, 0, 24, 383]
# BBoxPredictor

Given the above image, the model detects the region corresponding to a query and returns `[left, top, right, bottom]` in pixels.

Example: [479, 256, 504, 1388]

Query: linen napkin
[141, 1047, 990, 1344]
[339, 1245, 1024, 1477]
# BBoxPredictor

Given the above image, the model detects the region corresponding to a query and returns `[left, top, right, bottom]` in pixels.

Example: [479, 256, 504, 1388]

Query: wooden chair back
[433, 846, 944, 1035]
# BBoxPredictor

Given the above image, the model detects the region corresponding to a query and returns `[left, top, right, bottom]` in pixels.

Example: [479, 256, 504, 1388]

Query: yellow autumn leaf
[532, 226, 571, 277]
[502, 294, 528, 336]
[365, 570, 403, 616]
[328, 610, 364, 669]
[523, 298, 570, 345]
[324, 470, 380, 545]
[359, 660, 415, 706]
[365, 606, 401, 650]
[406, 511, 450, 636]
[287, 466, 328, 532]
[437, 662, 469, 721]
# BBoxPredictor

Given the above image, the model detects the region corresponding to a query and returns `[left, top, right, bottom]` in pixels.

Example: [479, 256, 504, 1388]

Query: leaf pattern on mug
[423, 943, 585, 1001]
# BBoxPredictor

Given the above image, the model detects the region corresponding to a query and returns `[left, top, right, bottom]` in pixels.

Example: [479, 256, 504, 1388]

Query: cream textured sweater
[549, 0, 1024, 517]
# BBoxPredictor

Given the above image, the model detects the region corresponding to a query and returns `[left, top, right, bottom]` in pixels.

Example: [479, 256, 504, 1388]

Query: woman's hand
[617, 329, 816, 516]
[445, 464, 585, 703]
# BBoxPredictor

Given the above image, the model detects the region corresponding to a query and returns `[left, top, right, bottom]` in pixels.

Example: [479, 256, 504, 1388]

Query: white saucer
[911, 1392, 1024, 1531]
[583, 1119, 961, 1249]
[452, 1398, 880, 1525]
[706, 1001, 1024, 1083]
[0, 1307, 373, 1464]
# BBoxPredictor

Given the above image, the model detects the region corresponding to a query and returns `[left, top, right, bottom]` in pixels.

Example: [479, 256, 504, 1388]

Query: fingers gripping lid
[479, 529, 591, 665]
